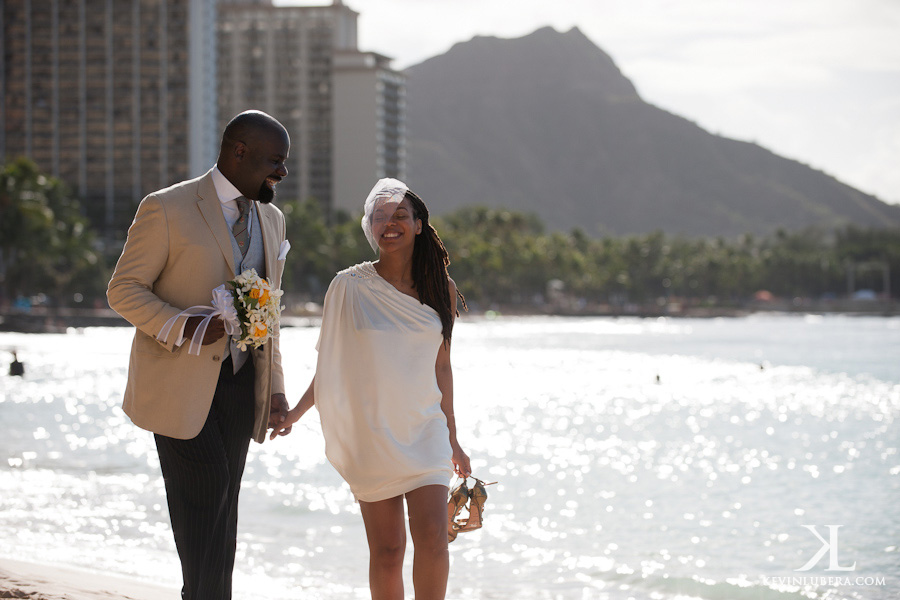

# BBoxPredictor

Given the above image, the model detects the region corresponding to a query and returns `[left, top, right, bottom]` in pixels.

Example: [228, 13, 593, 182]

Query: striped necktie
[233, 197, 250, 257]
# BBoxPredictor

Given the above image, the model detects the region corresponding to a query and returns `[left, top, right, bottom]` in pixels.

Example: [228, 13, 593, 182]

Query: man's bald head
[217, 111, 290, 203]
[219, 111, 288, 158]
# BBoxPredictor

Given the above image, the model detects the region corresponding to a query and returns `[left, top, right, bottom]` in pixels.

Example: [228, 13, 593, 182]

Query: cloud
[277, 0, 900, 203]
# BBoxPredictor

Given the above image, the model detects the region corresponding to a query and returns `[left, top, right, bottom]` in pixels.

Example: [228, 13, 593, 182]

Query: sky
[278, 0, 900, 205]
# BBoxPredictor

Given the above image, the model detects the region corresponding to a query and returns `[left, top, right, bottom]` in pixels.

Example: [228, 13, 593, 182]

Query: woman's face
[372, 197, 422, 253]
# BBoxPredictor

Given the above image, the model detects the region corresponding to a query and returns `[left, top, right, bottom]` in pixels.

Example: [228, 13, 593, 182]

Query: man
[108, 111, 293, 599]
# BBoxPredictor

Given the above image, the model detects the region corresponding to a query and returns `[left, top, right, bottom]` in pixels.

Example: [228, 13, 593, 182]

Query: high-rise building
[2, 0, 405, 237]
[217, 0, 406, 215]
[332, 50, 406, 215]
[1, 0, 218, 238]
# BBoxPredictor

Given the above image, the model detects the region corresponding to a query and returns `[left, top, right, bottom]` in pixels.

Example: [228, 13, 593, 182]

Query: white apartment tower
[217, 0, 406, 214]
[332, 50, 406, 215]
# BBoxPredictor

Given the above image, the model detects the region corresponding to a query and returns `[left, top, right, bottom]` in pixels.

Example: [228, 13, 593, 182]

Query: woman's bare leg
[360, 495, 407, 600]
[406, 485, 450, 600]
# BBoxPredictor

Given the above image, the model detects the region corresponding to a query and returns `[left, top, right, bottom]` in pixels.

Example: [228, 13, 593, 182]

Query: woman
[272, 178, 471, 600]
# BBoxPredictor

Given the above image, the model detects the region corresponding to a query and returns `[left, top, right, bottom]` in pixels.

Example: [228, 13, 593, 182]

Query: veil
[361, 178, 409, 253]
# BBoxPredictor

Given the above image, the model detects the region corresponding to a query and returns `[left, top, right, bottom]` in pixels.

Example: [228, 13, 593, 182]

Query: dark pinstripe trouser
[155, 355, 256, 600]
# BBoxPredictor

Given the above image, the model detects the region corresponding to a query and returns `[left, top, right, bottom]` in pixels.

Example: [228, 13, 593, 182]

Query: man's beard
[257, 181, 275, 204]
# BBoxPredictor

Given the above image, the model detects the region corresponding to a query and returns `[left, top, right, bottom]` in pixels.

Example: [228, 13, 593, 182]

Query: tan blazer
[108, 169, 287, 443]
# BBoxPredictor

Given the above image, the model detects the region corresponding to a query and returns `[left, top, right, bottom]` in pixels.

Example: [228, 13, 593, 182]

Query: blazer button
[213, 355, 221, 362]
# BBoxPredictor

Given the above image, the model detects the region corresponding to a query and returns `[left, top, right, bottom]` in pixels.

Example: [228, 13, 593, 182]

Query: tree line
[2, 159, 898, 312]
[282, 201, 900, 311]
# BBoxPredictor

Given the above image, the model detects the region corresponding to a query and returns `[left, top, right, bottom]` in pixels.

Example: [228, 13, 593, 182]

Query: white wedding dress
[314, 262, 453, 502]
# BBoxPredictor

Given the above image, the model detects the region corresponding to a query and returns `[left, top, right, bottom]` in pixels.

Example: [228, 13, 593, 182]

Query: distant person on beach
[9, 351, 24, 377]
[107, 111, 292, 600]
[271, 179, 471, 600]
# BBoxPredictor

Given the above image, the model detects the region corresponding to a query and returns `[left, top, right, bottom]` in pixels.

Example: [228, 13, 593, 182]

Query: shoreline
[0, 299, 896, 333]
[0, 558, 177, 600]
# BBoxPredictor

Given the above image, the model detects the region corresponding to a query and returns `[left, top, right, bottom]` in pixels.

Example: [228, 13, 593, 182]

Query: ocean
[1, 314, 898, 599]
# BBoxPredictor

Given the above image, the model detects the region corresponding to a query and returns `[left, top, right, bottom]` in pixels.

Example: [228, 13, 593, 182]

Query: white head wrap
[361, 178, 409, 253]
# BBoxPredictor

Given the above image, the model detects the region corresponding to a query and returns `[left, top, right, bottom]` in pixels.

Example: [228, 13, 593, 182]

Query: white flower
[225, 269, 283, 351]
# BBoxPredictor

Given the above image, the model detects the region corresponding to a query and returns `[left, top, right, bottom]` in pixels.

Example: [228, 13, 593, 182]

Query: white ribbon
[157, 284, 241, 356]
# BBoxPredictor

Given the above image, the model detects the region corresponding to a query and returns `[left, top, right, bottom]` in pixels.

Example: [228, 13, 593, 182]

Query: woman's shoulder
[326, 262, 378, 295]
[334, 261, 378, 281]
[448, 276, 459, 313]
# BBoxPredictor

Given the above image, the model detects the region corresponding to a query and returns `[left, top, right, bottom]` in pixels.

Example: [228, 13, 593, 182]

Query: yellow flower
[249, 285, 270, 305]
[252, 322, 268, 338]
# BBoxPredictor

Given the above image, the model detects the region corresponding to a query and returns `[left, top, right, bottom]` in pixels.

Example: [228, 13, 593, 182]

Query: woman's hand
[451, 441, 471, 478]
[270, 377, 315, 440]
[269, 403, 303, 439]
[268, 393, 291, 435]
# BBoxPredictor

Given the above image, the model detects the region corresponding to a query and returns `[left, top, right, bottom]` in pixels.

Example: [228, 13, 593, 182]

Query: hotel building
[1, 0, 405, 236]
[217, 0, 406, 214]
[1, 0, 218, 238]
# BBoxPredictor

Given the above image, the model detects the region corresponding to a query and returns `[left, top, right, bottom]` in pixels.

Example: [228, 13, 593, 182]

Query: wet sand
[0, 559, 175, 600]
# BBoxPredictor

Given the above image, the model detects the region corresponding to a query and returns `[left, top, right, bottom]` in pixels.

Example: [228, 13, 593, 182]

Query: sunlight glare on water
[0, 315, 898, 599]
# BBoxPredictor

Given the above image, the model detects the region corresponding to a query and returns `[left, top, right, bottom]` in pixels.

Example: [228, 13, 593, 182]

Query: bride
[271, 178, 471, 600]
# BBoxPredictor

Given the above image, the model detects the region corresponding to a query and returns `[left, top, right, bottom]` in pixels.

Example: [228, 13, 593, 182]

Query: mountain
[404, 27, 900, 237]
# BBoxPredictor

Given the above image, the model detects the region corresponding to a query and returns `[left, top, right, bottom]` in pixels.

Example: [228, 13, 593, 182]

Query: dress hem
[352, 470, 453, 503]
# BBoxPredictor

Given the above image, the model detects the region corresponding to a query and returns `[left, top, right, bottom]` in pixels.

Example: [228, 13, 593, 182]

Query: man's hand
[268, 393, 291, 437]
[183, 316, 225, 345]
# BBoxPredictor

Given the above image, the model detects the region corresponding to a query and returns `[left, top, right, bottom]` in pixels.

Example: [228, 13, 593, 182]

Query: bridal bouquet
[157, 268, 284, 355]
[228, 268, 284, 351]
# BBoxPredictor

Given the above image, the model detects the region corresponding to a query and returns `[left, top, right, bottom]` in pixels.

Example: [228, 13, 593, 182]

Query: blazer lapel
[195, 171, 237, 275]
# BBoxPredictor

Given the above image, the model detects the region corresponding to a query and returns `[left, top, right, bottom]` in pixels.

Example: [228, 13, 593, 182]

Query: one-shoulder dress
[314, 262, 453, 502]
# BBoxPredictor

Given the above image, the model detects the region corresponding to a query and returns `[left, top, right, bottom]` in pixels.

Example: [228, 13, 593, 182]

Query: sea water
[0, 314, 898, 599]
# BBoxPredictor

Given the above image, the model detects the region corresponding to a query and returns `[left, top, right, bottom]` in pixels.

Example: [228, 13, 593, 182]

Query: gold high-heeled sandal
[455, 477, 488, 532]
[447, 478, 469, 543]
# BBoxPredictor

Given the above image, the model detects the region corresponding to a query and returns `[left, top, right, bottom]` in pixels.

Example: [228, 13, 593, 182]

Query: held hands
[269, 377, 316, 441]
[268, 393, 292, 438]
[269, 401, 307, 440]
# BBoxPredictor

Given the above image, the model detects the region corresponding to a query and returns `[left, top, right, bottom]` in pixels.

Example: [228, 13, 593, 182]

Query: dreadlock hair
[407, 189, 467, 345]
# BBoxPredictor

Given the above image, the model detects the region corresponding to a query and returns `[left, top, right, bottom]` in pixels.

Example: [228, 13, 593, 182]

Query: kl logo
[795, 525, 857, 572]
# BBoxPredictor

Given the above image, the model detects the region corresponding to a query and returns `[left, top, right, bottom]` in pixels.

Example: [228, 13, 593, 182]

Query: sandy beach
[0, 559, 176, 600]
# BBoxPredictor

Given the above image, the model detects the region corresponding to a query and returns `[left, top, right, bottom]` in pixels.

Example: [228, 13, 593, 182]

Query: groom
[108, 111, 293, 599]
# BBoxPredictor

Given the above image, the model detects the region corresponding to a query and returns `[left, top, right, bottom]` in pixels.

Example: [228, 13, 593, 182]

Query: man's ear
[232, 141, 247, 161]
